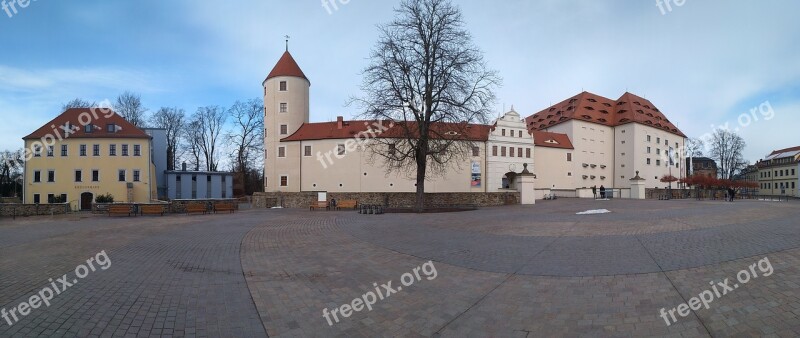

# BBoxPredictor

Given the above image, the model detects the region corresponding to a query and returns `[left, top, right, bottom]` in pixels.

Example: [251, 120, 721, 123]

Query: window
[47, 146, 54, 157]
[122, 145, 129, 156]
[492, 146, 498, 156]
[509, 147, 515, 158]
[133, 170, 140, 182]
[567, 153, 572, 162]
[280, 125, 288, 135]
[118, 170, 126, 182]
[501, 147, 506, 157]
[280, 103, 288, 113]
[656, 149, 661, 155]
[621, 141, 626, 144]
[518, 130, 523, 137]
[107, 124, 116, 133]
[278, 147, 286, 158]
[665, 140, 669, 146]
[647, 158, 651, 165]
[93, 145, 100, 156]
[304, 145, 312, 157]
[389, 144, 396, 156]
[279, 81, 287, 91]
[85, 124, 93, 133]
[61, 144, 68, 156]
[280, 175, 288, 187]
[472, 147, 480, 157]
[33, 171, 41, 183]
[647, 135, 651, 142]
[647, 147, 651, 154]
[80, 145, 87, 156]
[502, 129, 506, 136]
[48, 170, 55, 182]
[657, 137, 661, 144]
[337, 144, 345, 156]
[92, 170, 99, 182]
[34, 145, 41, 157]
[518, 148, 523, 158]
[134, 145, 141, 156]
[526, 148, 531, 158]
[109, 144, 117, 156]
[33, 194, 40, 204]
[75, 170, 82, 182]
[656, 160, 661, 166]
[793, 169, 796, 176]
[47, 194, 55, 204]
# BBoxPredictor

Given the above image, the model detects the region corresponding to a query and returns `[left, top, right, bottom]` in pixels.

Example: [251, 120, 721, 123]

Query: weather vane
[285, 35, 290, 51]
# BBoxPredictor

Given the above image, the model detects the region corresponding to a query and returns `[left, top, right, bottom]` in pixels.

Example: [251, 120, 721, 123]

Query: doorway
[80, 192, 94, 211]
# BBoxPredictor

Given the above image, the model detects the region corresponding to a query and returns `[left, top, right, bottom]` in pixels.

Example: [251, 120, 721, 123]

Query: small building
[686, 157, 718, 178]
[756, 146, 799, 197]
[165, 168, 233, 200]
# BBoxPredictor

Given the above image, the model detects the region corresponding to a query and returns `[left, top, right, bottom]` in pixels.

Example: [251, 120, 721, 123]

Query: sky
[0, 0, 798, 163]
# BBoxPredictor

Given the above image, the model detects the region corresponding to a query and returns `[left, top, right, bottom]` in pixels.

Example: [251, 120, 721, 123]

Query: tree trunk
[415, 141, 428, 213]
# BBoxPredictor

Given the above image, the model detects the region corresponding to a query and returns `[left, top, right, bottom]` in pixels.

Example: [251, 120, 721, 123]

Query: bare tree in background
[114, 91, 148, 127]
[354, 0, 500, 211]
[62, 98, 97, 110]
[227, 99, 264, 195]
[0, 149, 23, 197]
[709, 129, 747, 180]
[150, 107, 186, 170]
[192, 106, 227, 172]
[182, 119, 204, 171]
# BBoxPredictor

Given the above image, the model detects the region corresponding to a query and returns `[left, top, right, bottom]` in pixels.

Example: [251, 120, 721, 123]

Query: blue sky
[1, 0, 798, 162]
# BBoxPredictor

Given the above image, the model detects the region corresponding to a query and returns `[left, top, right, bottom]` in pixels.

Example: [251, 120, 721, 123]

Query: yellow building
[22, 108, 157, 210]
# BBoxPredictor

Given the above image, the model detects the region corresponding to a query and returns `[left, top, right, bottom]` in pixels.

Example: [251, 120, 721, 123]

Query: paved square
[1, 199, 799, 337]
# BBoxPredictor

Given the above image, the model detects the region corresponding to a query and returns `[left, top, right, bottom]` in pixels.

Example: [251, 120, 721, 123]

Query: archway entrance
[80, 192, 94, 211]
[502, 172, 518, 190]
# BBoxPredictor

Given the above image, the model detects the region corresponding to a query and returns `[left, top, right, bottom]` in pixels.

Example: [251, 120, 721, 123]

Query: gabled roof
[23, 108, 150, 140]
[531, 130, 574, 150]
[525, 91, 686, 138]
[281, 120, 492, 142]
[767, 146, 800, 157]
[265, 51, 309, 83]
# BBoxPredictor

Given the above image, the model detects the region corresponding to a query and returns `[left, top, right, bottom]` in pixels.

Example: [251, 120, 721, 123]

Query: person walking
[600, 185, 606, 199]
[592, 186, 597, 199]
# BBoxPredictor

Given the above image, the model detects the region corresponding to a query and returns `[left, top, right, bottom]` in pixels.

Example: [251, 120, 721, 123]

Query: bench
[310, 201, 330, 211]
[108, 205, 133, 217]
[140, 205, 165, 216]
[336, 200, 358, 210]
[185, 204, 208, 215]
[214, 203, 236, 214]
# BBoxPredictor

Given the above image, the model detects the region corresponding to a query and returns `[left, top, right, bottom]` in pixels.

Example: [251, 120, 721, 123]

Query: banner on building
[471, 161, 481, 187]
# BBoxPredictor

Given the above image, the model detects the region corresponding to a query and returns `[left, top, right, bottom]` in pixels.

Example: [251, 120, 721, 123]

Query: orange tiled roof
[281, 120, 492, 142]
[769, 146, 800, 156]
[23, 108, 150, 140]
[266, 51, 309, 83]
[531, 130, 574, 149]
[525, 91, 686, 138]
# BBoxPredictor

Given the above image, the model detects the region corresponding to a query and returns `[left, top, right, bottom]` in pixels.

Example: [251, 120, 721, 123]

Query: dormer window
[106, 124, 117, 133]
[85, 124, 93, 133]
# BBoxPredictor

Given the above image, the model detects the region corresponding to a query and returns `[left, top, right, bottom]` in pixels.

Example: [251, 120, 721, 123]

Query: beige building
[23, 108, 157, 210]
[756, 146, 799, 197]
[263, 51, 686, 195]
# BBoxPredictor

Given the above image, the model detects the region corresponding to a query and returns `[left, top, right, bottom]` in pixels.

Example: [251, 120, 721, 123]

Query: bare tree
[226, 99, 264, 195]
[114, 91, 148, 127]
[709, 129, 747, 180]
[150, 107, 186, 170]
[62, 98, 97, 110]
[0, 149, 23, 197]
[191, 106, 227, 172]
[685, 137, 704, 176]
[182, 119, 204, 171]
[354, 0, 500, 211]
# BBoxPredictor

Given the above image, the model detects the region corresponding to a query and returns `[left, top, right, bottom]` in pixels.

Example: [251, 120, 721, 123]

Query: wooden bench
[108, 205, 133, 217]
[336, 200, 358, 210]
[214, 203, 236, 214]
[140, 205, 165, 216]
[185, 204, 208, 215]
[310, 201, 330, 211]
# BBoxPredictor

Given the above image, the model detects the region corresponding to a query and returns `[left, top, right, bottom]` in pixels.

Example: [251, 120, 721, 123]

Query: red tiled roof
[525, 91, 686, 138]
[769, 146, 800, 156]
[281, 120, 492, 142]
[531, 130, 574, 149]
[23, 108, 150, 140]
[265, 51, 309, 83]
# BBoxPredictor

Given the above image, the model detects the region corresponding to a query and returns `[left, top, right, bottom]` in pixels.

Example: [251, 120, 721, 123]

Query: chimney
[337, 116, 344, 129]
[182, 162, 187, 171]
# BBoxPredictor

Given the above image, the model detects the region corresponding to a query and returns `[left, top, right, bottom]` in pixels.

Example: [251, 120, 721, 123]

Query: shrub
[95, 193, 115, 204]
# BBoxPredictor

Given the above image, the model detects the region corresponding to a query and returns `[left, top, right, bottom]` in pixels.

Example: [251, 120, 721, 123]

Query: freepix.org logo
[2, 0, 38, 19]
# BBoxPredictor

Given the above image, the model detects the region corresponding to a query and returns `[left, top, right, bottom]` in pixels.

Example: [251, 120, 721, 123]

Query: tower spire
[285, 35, 290, 51]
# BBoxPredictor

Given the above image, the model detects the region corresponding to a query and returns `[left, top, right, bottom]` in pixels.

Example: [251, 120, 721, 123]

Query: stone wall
[252, 192, 519, 209]
[0, 204, 70, 217]
[91, 199, 239, 214]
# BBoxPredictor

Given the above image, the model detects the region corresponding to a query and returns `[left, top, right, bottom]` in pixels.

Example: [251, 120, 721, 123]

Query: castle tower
[263, 49, 310, 192]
